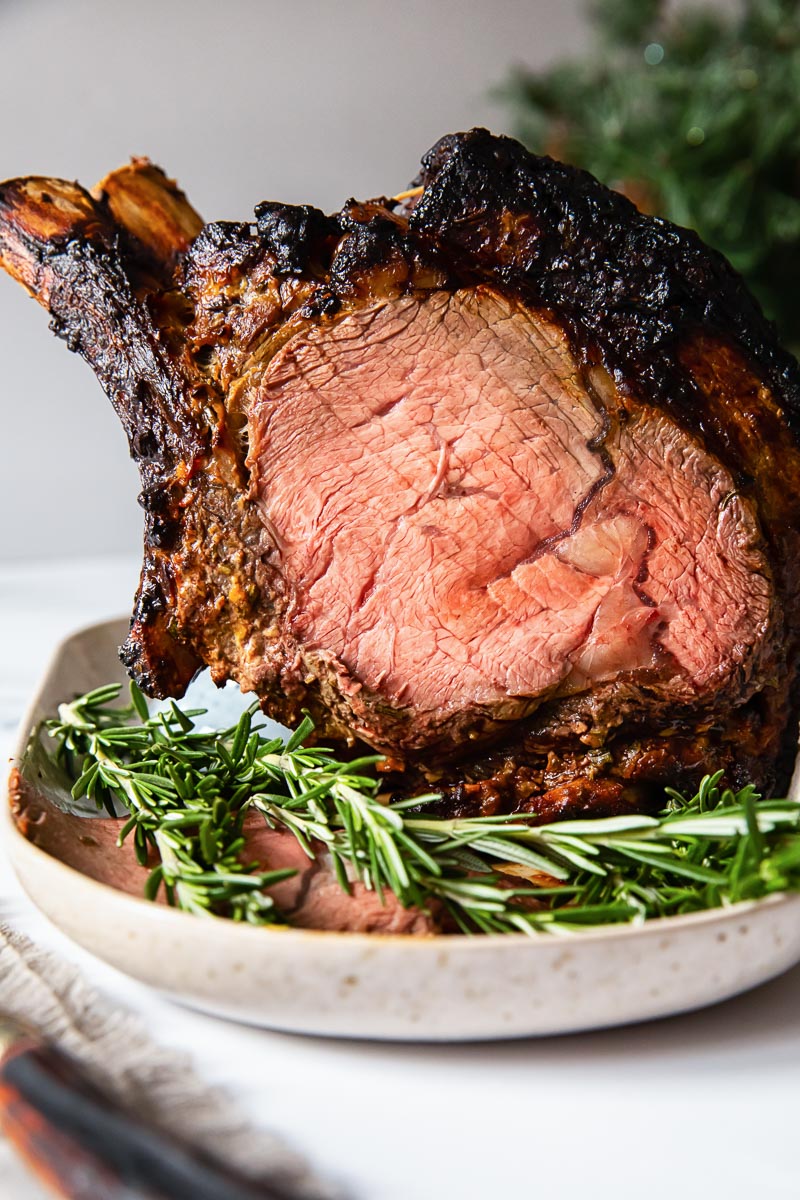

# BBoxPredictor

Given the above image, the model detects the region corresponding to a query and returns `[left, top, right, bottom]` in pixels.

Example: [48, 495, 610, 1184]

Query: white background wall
[0, 0, 729, 561]
[0, 0, 592, 560]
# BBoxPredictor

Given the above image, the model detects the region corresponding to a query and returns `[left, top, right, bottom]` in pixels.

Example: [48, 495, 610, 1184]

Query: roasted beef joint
[2, 129, 800, 820]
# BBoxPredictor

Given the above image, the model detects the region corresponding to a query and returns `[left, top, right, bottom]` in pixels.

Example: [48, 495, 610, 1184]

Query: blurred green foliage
[500, 0, 800, 351]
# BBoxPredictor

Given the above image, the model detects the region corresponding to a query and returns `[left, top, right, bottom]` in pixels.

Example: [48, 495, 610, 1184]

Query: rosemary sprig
[43, 683, 800, 934]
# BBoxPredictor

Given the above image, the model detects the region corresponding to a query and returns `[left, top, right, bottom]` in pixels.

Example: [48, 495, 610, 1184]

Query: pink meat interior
[252, 288, 771, 714]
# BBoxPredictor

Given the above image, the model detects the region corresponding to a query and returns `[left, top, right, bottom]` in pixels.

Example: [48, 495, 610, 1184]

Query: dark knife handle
[0, 1032, 298, 1200]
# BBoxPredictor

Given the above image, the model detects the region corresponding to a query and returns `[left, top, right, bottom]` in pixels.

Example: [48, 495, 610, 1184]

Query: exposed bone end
[0, 176, 101, 299]
[0, 164, 210, 706]
[93, 158, 204, 269]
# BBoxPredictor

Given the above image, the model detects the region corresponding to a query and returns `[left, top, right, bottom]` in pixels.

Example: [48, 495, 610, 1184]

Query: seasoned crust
[412, 129, 800, 434]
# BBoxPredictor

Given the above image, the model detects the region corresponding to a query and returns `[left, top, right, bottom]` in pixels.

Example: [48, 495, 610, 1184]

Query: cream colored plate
[5, 617, 800, 1041]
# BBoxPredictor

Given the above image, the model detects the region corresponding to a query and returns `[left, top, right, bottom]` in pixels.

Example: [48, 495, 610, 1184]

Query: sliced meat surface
[252, 286, 772, 739]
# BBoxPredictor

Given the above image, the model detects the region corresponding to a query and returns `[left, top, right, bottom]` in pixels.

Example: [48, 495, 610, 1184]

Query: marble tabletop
[2, 556, 799, 1200]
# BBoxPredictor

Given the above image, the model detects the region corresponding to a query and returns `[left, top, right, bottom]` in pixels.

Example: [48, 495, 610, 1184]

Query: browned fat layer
[250, 286, 772, 729]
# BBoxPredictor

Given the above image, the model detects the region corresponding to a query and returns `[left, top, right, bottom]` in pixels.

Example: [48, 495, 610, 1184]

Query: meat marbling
[2, 130, 799, 823]
[256, 287, 770, 724]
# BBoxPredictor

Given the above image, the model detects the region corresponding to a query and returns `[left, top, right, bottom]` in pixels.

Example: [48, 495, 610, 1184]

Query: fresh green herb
[44, 682, 800, 934]
[498, 0, 800, 350]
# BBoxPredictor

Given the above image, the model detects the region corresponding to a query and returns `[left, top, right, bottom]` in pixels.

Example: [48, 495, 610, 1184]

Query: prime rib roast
[3, 128, 800, 824]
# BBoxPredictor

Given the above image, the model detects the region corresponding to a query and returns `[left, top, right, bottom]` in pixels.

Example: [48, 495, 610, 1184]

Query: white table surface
[2, 556, 800, 1200]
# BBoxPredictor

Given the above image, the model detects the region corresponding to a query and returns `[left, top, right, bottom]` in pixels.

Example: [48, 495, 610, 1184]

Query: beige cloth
[0, 922, 332, 1198]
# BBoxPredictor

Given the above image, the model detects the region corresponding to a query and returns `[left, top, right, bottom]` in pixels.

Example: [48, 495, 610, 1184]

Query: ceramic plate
[5, 617, 800, 1041]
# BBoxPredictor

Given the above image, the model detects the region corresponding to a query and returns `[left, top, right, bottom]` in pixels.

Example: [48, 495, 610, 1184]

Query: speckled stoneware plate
[5, 617, 800, 1041]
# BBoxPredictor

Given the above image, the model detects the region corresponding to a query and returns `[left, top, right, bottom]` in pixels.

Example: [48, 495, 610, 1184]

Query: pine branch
[497, 0, 800, 349]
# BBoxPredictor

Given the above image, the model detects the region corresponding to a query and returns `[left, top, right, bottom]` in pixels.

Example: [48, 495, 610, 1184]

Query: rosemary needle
[43, 682, 800, 935]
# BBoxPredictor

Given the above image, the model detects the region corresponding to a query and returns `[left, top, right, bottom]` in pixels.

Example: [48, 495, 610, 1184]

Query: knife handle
[0, 1027, 297, 1200]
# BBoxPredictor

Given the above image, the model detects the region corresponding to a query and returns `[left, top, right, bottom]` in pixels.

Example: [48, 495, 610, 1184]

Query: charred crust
[254, 202, 339, 277]
[121, 553, 201, 698]
[144, 512, 182, 552]
[137, 481, 183, 550]
[181, 221, 261, 286]
[411, 128, 800, 447]
[41, 234, 206, 481]
[299, 286, 340, 319]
